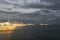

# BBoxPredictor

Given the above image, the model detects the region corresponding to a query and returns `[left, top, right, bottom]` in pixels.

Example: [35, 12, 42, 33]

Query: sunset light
[0, 21, 35, 32]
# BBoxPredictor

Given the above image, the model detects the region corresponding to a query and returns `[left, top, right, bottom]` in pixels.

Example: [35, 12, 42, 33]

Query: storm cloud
[0, 0, 60, 11]
[21, 0, 60, 10]
[0, 0, 60, 24]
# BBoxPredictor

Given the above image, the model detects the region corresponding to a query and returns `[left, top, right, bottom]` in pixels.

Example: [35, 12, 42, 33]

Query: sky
[0, 0, 60, 24]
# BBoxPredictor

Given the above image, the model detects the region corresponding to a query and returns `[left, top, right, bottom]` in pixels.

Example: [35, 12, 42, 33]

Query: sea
[0, 25, 60, 40]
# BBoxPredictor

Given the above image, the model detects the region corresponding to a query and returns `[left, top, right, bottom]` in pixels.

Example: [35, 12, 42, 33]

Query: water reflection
[12, 25, 60, 40]
[0, 25, 60, 40]
[0, 21, 35, 40]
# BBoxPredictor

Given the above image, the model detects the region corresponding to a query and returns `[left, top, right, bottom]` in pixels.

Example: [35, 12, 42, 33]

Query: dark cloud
[51, 17, 60, 25]
[0, 0, 60, 24]
[41, 0, 60, 3]
[0, 0, 60, 10]
[0, 0, 10, 4]
[0, 9, 60, 24]
[21, 3, 41, 8]
[21, 0, 60, 10]
[22, 3, 60, 10]
[0, 0, 20, 7]
[47, 3, 60, 10]
[0, 10, 19, 14]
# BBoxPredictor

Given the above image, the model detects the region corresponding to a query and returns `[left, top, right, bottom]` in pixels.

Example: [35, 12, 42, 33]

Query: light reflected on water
[0, 22, 35, 40]
[40, 23, 48, 26]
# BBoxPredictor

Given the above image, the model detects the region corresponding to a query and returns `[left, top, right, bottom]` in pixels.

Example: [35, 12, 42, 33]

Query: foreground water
[0, 25, 60, 40]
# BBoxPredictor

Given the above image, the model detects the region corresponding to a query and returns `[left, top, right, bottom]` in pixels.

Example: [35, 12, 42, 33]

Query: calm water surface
[0, 25, 60, 40]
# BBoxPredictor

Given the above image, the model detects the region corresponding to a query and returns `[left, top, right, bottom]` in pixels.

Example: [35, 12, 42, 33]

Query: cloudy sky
[0, 0, 60, 24]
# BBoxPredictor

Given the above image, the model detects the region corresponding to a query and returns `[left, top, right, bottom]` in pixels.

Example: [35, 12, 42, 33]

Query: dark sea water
[0, 25, 60, 40]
